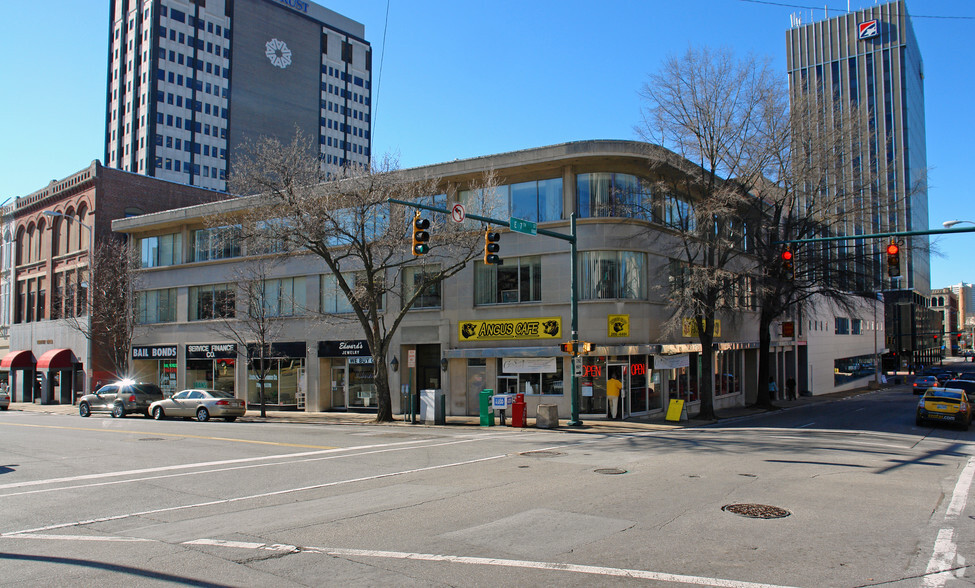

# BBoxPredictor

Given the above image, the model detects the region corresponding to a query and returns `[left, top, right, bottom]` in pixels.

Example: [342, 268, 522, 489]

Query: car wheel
[0, 405, 7, 411]
[224, 416, 237, 422]
[152, 406, 165, 420]
[112, 403, 125, 418]
[79, 402, 91, 418]
[196, 407, 210, 422]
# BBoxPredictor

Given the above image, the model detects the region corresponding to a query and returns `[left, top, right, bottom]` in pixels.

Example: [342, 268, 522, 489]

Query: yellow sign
[458, 317, 562, 342]
[608, 314, 629, 337]
[682, 318, 721, 338]
[665, 399, 686, 422]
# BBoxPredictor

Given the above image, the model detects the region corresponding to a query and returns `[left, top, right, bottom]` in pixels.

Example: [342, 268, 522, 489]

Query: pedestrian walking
[607, 371, 623, 419]
[786, 377, 797, 401]
[768, 377, 778, 401]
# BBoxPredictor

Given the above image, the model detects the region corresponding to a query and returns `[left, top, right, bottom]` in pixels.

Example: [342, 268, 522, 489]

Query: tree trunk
[755, 307, 776, 409]
[374, 353, 392, 422]
[695, 332, 716, 421]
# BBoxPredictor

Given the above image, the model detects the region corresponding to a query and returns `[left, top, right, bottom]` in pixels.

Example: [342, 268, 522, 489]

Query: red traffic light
[780, 250, 793, 261]
[885, 243, 899, 256]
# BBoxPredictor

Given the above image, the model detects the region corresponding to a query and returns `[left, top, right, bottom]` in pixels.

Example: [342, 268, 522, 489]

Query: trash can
[420, 389, 445, 424]
[479, 389, 494, 427]
[511, 393, 526, 428]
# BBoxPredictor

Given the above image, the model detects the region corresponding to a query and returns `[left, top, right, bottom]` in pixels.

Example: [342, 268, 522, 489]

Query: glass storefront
[496, 357, 563, 396]
[246, 342, 306, 408]
[186, 343, 237, 393]
[131, 345, 178, 397]
[318, 340, 374, 410]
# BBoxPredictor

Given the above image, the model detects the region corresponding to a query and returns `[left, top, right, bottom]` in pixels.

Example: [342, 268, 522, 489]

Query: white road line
[1, 453, 508, 537]
[5, 533, 153, 542]
[797, 422, 816, 428]
[922, 529, 957, 588]
[945, 456, 975, 520]
[184, 539, 799, 588]
[0, 435, 533, 499]
[0, 434, 509, 491]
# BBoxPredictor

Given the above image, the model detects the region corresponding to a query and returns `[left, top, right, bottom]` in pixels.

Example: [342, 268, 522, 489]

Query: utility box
[479, 389, 494, 427]
[419, 389, 444, 424]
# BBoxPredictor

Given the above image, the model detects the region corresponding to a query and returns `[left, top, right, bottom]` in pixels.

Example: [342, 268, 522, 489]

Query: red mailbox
[511, 393, 527, 428]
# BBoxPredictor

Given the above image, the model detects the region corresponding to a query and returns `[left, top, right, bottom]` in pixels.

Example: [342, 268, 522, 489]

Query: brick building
[1, 161, 229, 404]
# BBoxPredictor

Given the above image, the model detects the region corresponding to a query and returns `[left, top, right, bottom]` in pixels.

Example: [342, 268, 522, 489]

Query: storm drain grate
[594, 468, 627, 475]
[722, 504, 791, 519]
[518, 450, 565, 458]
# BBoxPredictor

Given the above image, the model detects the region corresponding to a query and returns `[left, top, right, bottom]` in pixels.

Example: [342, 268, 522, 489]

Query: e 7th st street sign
[509, 217, 537, 236]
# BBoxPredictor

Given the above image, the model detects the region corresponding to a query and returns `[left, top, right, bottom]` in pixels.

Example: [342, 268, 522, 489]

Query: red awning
[1, 350, 37, 369]
[36, 349, 78, 370]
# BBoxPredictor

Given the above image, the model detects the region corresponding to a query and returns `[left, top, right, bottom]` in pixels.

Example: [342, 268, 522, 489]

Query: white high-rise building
[106, 0, 372, 192]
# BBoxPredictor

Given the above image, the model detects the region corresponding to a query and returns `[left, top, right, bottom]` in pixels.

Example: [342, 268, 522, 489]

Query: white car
[0, 389, 9, 410]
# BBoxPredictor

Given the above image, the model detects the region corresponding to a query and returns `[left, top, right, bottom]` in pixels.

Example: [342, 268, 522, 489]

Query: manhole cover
[519, 450, 564, 458]
[594, 468, 627, 475]
[721, 504, 791, 519]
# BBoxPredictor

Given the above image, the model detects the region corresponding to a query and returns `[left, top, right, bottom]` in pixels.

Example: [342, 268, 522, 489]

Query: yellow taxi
[916, 387, 971, 430]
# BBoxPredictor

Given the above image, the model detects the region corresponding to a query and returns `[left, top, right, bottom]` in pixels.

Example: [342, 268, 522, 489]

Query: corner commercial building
[786, 0, 938, 370]
[106, 0, 371, 192]
[112, 141, 885, 418]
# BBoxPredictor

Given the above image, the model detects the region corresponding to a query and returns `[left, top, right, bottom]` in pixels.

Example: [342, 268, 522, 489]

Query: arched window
[50, 217, 61, 257]
[35, 217, 46, 261]
[63, 207, 75, 253]
[25, 223, 36, 264]
[76, 204, 89, 252]
[15, 227, 25, 266]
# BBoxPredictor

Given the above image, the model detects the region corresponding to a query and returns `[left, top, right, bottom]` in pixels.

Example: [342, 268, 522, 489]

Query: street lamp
[942, 220, 975, 228]
[43, 211, 94, 399]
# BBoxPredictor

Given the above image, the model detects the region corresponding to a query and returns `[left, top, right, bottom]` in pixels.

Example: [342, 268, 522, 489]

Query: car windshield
[207, 390, 235, 398]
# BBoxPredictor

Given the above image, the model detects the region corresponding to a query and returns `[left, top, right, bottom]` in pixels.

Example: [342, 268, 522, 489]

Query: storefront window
[579, 355, 606, 413]
[247, 357, 304, 406]
[496, 358, 563, 395]
[347, 360, 376, 408]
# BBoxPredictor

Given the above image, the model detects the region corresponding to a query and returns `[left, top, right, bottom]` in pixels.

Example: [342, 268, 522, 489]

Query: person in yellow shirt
[607, 371, 623, 419]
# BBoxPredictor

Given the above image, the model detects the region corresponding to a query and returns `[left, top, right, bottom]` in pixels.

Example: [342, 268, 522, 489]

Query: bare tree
[203, 248, 289, 418]
[637, 47, 782, 420]
[228, 131, 491, 422]
[63, 237, 141, 381]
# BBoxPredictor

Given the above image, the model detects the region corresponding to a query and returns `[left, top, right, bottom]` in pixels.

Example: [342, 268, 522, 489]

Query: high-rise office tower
[106, 0, 372, 192]
[786, 0, 929, 295]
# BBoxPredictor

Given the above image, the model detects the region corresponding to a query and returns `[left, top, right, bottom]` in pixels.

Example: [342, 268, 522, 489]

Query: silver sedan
[149, 389, 246, 422]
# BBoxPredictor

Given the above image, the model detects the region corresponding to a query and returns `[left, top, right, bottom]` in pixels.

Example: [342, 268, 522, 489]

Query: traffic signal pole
[774, 225, 975, 245]
[388, 198, 583, 426]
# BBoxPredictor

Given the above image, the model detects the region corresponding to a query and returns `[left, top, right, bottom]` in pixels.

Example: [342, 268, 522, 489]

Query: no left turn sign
[451, 203, 466, 223]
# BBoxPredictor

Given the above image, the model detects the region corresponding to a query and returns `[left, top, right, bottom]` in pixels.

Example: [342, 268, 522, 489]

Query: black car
[78, 381, 164, 418]
[942, 379, 975, 396]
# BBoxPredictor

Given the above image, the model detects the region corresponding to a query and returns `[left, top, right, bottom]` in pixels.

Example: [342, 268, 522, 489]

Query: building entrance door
[607, 362, 629, 419]
[331, 366, 346, 409]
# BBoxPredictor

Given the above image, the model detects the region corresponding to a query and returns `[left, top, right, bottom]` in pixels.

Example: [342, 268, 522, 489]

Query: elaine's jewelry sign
[459, 317, 561, 341]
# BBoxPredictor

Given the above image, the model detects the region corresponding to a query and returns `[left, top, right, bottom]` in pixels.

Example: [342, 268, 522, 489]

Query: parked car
[0, 388, 9, 410]
[912, 376, 940, 395]
[916, 387, 971, 430]
[78, 380, 164, 418]
[149, 389, 246, 422]
[942, 379, 975, 396]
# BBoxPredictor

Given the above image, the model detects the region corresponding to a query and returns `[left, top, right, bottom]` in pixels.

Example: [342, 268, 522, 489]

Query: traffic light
[559, 341, 593, 354]
[780, 247, 794, 279]
[886, 242, 900, 277]
[484, 231, 502, 265]
[412, 213, 430, 256]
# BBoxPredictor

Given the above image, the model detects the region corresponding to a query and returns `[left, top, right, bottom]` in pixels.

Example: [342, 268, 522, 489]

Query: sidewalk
[5, 385, 882, 433]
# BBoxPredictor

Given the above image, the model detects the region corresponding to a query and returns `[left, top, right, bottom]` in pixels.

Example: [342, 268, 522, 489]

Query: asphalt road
[1, 376, 973, 587]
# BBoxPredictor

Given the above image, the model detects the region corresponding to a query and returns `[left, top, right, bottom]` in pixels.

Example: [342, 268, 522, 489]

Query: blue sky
[1, 0, 972, 289]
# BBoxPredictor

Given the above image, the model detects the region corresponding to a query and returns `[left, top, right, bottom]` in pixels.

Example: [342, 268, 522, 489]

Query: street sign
[451, 203, 466, 223]
[509, 217, 537, 236]
[407, 349, 416, 368]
